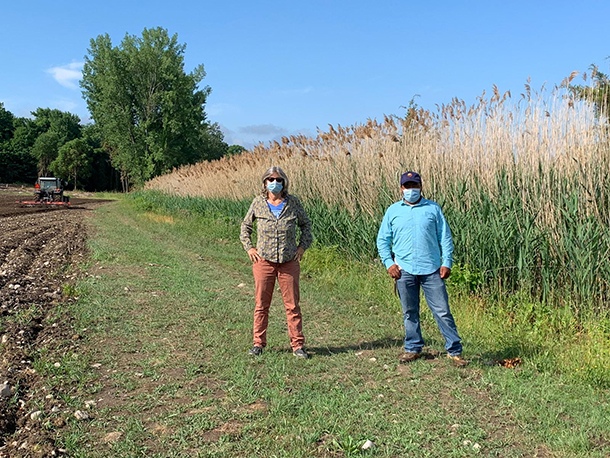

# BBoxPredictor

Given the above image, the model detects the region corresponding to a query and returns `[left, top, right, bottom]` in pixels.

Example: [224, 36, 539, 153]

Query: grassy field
[38, 197, 610, 457]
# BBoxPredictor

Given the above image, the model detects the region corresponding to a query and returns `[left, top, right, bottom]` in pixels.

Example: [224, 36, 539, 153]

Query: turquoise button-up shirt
[376, 198, 453, 275]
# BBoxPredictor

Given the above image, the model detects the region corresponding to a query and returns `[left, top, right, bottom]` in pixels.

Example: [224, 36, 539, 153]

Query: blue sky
[2, 0, 609, 148]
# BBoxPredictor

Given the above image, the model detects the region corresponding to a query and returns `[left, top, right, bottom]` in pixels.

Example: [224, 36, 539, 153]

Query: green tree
[10, 117, 39, 153]
[81, 27, 226, 190]
[199, 123, 229, 161]
[50, 138, 92, 188]
[79, 124, 120, 191]
[0, 107, 38, 184]
[0, 102, 15, 144]
[30, 108, 81, 144]
[227, 144, 246, 157]
[31, 131, 61, 176]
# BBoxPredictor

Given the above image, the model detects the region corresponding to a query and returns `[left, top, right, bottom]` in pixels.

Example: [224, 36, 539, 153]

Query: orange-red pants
[252, 259, 304, 350]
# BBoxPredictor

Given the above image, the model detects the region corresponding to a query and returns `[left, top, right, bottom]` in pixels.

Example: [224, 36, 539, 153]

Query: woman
[240, 166, 313, 358]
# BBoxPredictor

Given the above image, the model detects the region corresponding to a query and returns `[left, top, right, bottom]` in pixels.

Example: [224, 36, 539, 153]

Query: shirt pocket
[418, 212, 437, 232]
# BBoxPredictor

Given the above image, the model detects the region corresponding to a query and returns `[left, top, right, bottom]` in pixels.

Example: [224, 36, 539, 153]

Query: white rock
[369, 357, 377, 362]
[51, 406, 60, 413]
[84, 400, 96, 409]
[0, 382, 11, 398]
[54, 362, 61, 368]
[237, 283, 246, 288]
[30, 410, 42, 420]
[1, 334, 8, 344]
[473, 443, 481, 450]
[74, 410, 89, 420]
[361, 440, 375, 450]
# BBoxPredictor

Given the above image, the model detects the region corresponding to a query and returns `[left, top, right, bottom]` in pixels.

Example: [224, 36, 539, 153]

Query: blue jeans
[395, 268, 462, 355]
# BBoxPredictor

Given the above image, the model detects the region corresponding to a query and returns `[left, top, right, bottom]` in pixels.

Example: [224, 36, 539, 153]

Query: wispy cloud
[239, 124, 288, 136]
[221, 124, 315, 150]
[46, 62, 84, 89]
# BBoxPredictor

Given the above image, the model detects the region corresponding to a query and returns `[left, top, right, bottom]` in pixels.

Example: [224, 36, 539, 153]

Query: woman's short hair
[261, 166, 289, 197]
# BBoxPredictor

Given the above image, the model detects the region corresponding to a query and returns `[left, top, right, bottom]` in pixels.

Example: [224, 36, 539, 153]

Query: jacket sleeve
[240, 198, 257, 251]
[294, 196, 313, 250]
[376, 208, 395, 270]
[436, 206, 454, 269]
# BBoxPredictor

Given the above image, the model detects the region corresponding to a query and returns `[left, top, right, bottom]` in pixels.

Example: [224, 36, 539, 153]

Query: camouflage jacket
[240, 194, 313, 263]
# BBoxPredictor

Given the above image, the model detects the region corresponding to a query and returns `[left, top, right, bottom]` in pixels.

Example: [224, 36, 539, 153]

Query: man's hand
[388, 264, 401, 279]
[248, 248, 262, 263]
[440, 266, 451, 279]
[294, 246, 305, 262]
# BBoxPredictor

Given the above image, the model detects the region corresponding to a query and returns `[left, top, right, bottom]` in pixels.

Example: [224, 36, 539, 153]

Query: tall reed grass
[146, 77, 610, 311]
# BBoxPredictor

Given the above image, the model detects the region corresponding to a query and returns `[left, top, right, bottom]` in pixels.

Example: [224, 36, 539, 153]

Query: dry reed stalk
[146, 81, 610, 231]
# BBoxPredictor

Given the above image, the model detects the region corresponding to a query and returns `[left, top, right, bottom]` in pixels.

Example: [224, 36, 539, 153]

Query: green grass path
[50, 200, 609, 457]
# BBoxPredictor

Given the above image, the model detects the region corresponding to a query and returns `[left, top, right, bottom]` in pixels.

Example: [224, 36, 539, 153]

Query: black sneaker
[293, 348, 309, 359]
[248, 346, 263, 356]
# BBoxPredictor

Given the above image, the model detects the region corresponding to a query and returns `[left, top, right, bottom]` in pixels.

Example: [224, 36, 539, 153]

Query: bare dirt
[0, 190, 112, 457]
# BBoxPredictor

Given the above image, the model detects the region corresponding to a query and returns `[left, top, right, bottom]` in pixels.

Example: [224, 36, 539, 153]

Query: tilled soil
[0, 191, 112, 457]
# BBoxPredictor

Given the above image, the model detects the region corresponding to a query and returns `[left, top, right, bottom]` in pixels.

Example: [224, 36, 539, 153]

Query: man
[376, 171, 467, 367]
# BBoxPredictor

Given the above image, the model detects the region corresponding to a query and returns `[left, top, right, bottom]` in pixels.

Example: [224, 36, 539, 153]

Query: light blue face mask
[403, 188, 421, 203]
[267, 181, 283, 194]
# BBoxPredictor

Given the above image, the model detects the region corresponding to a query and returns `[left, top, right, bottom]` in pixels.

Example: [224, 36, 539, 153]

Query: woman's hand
[248, 248, 262, 263]
[294, 246, 305, 262]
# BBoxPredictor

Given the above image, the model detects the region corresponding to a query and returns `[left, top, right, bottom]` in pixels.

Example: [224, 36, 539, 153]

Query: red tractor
[17, 177, 71, 207]
[34, 177, 69, 203]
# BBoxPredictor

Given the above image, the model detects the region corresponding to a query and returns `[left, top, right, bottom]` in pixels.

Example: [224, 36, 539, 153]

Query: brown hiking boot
[447, 354, 469, 367]
[399, 352, 422, 363]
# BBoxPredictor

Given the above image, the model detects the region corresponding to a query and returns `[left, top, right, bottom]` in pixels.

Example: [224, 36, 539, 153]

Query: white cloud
[240, 124, 288, 136]
[46, 62, 84, 89]
[220, 124, 316, 150]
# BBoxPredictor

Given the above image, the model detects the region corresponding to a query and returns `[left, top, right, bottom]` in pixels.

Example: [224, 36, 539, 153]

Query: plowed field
[0, 191, 112, 456]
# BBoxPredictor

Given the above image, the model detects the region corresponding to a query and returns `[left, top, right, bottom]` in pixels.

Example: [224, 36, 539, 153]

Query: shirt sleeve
[294, 196, 313, 250]
[240, 198, 257, 251]
[376, 208, 395, 270]
[436, 206, 454, 269]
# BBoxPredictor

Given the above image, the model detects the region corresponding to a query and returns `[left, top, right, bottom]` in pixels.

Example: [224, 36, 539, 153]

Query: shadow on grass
[305, 337, 404, 356]
[471, 343, 544, 366]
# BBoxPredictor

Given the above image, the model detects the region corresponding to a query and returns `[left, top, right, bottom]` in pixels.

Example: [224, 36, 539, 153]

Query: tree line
[0, 27, 241, 191]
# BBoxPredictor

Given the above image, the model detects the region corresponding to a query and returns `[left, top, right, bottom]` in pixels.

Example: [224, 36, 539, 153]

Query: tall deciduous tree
[31, 131, 61, 177]
[51, 138, 92, 188]
[81, 27, 226, 190]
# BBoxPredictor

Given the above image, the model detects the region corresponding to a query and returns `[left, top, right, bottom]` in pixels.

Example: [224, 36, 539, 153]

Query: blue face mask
[267, 181, 283, 194]
[403, 188, 421, 203]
